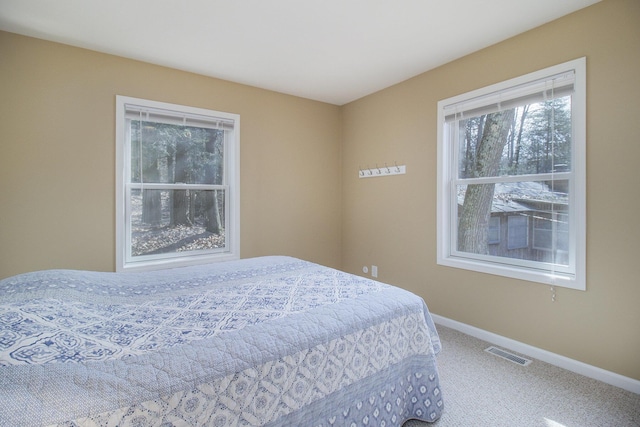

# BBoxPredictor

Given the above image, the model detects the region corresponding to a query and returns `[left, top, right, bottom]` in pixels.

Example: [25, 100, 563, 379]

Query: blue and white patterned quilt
[0, 256, 443, 426]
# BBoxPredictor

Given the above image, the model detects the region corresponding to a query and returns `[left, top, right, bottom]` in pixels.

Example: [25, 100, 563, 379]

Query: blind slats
[124, 104, 235, 130]
[444, 71, 575, 123]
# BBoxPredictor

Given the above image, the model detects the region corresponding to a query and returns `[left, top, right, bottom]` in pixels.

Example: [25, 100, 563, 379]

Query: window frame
[436, 58, 586, 290]
[115, 96, 240, 272]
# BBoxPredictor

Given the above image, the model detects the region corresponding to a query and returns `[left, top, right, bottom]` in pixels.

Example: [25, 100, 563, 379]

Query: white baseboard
[431, 313, 640, 395]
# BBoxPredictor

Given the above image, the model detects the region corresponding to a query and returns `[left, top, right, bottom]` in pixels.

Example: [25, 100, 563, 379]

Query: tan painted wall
[342, 0, 640, 380]
[0, 31, 343, 277]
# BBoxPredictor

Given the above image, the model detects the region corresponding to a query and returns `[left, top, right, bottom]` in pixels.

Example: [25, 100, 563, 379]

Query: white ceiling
[0, 0, 599, 105]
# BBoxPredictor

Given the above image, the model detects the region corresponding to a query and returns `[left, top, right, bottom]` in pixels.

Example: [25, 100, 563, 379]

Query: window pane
[130, 121, 224, 185]
[533, 213, 569, 255]
[130, 189, 226, 258]
[457, 180, 569, 265]
[457, 95, 572, 179]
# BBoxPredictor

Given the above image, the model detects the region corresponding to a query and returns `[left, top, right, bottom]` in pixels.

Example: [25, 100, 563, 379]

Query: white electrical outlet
[371, 265, 378, 278]
[362, 266, 368, 274]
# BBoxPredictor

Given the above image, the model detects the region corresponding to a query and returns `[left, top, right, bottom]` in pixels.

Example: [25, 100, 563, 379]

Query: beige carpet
[404, 325, 640, 427]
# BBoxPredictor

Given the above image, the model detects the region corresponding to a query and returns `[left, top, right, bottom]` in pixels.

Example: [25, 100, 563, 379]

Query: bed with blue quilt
[0, 256, 443, 426]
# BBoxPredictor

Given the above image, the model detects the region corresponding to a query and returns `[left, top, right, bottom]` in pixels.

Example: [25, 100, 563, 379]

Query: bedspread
[0, 256, 443, 426]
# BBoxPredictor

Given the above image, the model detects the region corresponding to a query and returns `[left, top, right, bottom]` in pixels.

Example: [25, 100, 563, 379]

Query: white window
[116, 96, 240, 272]
[437, 58, 586, 290]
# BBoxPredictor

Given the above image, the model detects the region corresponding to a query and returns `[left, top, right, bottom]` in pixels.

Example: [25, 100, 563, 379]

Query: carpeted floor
[404, 325, 640, 427]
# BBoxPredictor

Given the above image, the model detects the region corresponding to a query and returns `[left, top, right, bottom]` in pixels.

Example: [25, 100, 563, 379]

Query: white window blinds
[443, 70, 575, 123]
[124, 103, 235, 131]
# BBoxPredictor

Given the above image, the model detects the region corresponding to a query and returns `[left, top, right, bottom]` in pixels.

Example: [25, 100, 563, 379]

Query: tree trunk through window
[172, 133, 191, 226]
[141, 126, 161, 226]
[203, 130, 222, 234]
[458, 110, 515, 254]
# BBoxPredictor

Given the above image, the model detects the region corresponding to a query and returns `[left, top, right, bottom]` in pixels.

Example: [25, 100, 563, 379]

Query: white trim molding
[431, 314, 640, 395]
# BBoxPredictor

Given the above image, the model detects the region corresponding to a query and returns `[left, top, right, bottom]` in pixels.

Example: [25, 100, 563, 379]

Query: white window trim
[436, 58, 586, 291]
[115, 96, 240, 272]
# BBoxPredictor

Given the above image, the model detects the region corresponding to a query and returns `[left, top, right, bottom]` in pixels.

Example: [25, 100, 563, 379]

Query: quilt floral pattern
[0, 256, 443, 426]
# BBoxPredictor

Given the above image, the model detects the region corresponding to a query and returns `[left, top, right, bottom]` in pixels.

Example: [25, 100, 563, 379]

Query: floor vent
[485, 346, 532, 366]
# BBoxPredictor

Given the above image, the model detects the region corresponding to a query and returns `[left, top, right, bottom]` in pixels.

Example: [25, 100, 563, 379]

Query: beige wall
[1, 0, 638, 382]
[342, 0, 640, 380]
[0, 31, 343, 277]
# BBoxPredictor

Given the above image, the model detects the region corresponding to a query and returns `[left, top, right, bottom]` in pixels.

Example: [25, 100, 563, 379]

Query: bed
[0, 256, 443, 426]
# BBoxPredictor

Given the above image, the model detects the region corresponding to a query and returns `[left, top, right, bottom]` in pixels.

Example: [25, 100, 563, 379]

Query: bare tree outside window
[455, 98, 571, 264]
[130, 122, 226, 257]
